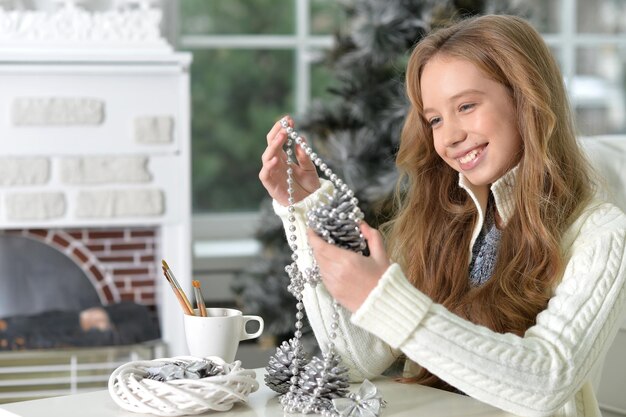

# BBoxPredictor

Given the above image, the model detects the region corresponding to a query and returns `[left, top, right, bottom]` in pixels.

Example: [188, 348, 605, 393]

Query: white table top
[0, 369, 518, 417]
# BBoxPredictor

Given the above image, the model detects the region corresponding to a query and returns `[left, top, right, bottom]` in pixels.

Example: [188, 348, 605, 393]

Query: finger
[261, 131, 288, 164]
[307, 228, 323, 249]
[259, 156, 279, 181]
[266, 122, 282, 145]
[307, 228, 333, 259]
[266, 115, 292, 145]
[295, 137, 317, 172]
[307, 228, 346, 262]
[359, 222, 387, 262]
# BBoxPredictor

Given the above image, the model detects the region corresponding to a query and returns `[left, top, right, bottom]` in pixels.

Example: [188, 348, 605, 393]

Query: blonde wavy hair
[384, 14, 594, 389]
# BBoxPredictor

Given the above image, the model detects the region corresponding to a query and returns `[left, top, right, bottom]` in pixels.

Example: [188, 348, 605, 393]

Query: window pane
[189, 49, 295, 212]
[180, 0, 294, 35]
[311, 0, 346, 35]
[574, 46, 626, 135]
[310, 50, 337, 101]
[523, 0, 562, 34]
[577, 0, 626, 33]
[550, 46, 562, 68]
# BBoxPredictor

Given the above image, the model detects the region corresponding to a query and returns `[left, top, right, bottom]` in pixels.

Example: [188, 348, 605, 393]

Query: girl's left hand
[307, 222, 391, 313]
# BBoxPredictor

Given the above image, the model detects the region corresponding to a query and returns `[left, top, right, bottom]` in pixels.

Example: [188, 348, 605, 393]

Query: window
[177, 0, 626, 216]
[176, 0, 339, 214]
[173, 0, 343, 293]
[172, 1, 626, 283]
[526, 0, 626, 136]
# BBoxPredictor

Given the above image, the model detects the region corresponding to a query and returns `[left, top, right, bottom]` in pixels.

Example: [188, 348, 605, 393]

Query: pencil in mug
[192, 280, 207, 317]
[161, 260, 195, 315]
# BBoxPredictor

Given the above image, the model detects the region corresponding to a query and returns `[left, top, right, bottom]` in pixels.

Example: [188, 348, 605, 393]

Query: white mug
[183, 308, 264, 362]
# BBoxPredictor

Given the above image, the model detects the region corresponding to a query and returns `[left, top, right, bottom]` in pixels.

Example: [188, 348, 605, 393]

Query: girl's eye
[459, 103, 476, 112]
[428, 117, 441, 127]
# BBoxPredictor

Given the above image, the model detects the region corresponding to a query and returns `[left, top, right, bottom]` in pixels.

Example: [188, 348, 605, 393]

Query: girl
[259, 14, 626, 417]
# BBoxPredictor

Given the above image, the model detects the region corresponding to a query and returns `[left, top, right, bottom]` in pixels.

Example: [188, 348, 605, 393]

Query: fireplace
[0, 1, 192, 359]
[0, 227, 160, 319]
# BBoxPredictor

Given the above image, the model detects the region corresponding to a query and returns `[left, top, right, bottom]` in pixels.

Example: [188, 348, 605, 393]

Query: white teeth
[458, 148, 480, 164]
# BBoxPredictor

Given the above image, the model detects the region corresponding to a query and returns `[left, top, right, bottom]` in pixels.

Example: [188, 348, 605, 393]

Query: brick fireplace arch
[4, 227, 159, 308]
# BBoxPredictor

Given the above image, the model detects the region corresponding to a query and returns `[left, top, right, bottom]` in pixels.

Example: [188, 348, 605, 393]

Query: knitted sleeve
[273, 179, 400, 381]
[351, 204, 626, 417]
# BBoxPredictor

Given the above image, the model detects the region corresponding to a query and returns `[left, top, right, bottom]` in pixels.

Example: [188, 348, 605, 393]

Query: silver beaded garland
[264, 118, 383, 417]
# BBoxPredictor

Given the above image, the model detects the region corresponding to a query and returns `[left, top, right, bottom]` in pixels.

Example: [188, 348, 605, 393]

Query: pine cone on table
[265, 338, 308, 393]
[298, 350, 350, 400]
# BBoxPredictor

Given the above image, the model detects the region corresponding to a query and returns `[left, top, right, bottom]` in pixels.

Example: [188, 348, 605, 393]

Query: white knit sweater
[273, 169, 626, 417]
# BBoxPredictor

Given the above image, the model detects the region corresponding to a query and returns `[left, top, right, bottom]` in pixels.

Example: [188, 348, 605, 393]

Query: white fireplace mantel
[0, 2, 193, 357]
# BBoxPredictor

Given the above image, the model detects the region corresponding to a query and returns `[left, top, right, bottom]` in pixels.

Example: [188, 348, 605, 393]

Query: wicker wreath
[108, 356, 259, 416]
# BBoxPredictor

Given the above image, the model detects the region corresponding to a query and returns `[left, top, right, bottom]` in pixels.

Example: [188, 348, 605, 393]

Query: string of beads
[264, 118, 371, 416]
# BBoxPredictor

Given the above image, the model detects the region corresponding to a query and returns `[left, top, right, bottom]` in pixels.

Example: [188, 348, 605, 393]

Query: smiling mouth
[457, 145, 486, 164]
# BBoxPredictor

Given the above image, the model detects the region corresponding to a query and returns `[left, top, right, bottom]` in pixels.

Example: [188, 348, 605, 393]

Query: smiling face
[420, 55, 523, 194]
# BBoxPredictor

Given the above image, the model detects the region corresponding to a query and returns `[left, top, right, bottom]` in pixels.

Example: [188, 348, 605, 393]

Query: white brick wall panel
[0, 157, 50, 185]
[6, 192, 66, 220]
[11, 97, 105, 125]
[76, 189, 164, 218]
[134, 116, 174, 144]
[61, 156, 151, 184]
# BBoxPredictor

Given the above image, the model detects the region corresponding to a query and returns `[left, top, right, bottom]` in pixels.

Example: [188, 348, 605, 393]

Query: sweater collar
[490, 165, 518, 226]
[458, 165, 518, 237]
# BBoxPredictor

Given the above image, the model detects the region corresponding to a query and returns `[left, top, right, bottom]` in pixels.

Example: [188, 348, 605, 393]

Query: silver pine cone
[307, 189, 367, 254]
[265, 338, 308, 393]
[298, 350, 350, 400]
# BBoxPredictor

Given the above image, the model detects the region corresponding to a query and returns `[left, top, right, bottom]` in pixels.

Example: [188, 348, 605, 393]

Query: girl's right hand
[259, 116, 320, 206]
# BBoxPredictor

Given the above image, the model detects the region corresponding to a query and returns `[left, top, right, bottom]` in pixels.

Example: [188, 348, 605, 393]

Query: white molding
[179, 34, 333, 49]
[0, 2, 172, 52]
[544, 34, 626, 45]
[194, 239, 260, 259]
[0, 53, 193, 70]
[191, 212, 261, 240]
[296, 0, 310, 115]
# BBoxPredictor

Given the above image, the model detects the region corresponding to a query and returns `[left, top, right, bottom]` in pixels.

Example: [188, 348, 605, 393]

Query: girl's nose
[442, 120, 467, 147]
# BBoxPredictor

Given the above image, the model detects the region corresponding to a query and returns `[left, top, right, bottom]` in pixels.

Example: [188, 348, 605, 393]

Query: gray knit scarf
[468, 196, 502, 286]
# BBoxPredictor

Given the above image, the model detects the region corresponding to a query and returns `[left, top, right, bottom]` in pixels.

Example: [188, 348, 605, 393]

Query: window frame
[172, 0, 626, 265]
[170, 0, 333, 265]
[542, 0, 626, 109]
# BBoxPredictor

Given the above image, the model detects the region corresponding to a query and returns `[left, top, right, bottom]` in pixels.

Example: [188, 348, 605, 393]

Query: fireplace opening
[0, 229, 161, 351]
[0, 234, 101, 317]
